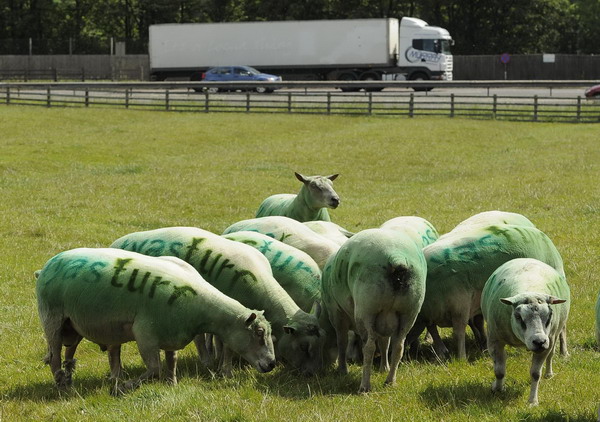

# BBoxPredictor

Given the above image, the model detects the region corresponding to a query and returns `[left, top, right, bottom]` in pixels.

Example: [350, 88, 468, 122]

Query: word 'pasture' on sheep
[482, 258, 570, 406]
[36, 248, 275, 393]
[408, 224, 566, 360]
[256, 172, 340, 222]
[110, 226, 326, 376]
[322, 228, 427, 393]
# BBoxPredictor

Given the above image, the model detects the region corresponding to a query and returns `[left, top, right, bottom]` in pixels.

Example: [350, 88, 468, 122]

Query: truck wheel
[409, 73, 432, 92]
[360, 72, 383, 92]
[338, 72, 359, 92]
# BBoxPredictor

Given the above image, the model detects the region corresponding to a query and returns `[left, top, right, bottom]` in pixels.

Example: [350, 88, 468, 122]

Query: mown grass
[0, 106, 599, 421]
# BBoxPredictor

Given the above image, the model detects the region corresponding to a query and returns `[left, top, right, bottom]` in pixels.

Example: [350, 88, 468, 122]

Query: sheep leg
[358, 328, 377, 393]
[330, 311, 350, 375]
[194, 334, 212, 368]
[405, 321, 425, 356]
[385, 318, 410, 386]
[452, 318, 468, 360]
[428, 325, 449, 359]
[121, 335, 161, 392]
[543, 342, 556, 379]
[559, 325, 569, 357]
[165, 350, 178, 385]
[469, 314, 487, 351]
[43, 317, 69, 390]
[488, 339, 507, 393]
[377, 337, 390, 372]
[220, 346, 234, 378]
[528, 349, 549, 406]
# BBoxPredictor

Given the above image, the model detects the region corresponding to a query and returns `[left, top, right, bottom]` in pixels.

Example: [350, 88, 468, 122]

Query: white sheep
[35, 248, 276, 392]
[303, 221, 354, 246]
[110, 226, 326, 376]
[446, 210, 535, 236]
[256, 172, 340, 222]
[481, 258, 570, 406]
[407, 224, 566, 360]
[222, 230, 322, 312]
[222, 216, 340, 269]
[321, 228, 427, 393]
[379, 216, 439, 248]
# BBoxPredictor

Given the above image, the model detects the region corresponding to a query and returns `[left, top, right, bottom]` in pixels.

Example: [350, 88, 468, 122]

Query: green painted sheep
[256, 172, 340, 222]
[222, 216, 340, 269]
[36, 248, 275, 392]
[110, 227, 326, 376]
[321, 228, 427, 393]
[481, 258, 570, 406]
[303, 221, 354, 246]
[222, 230, 321, 312]
[379, 216, 439, 248]
[446, 210, 535, 236]
[408, 224, 565, 360]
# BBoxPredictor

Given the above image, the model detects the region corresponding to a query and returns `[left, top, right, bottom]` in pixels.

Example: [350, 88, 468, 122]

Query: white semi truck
[149, 17, 453, 88]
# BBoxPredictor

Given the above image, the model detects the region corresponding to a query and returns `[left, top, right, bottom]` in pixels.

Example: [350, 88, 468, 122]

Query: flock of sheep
[36, 172, 579, 406]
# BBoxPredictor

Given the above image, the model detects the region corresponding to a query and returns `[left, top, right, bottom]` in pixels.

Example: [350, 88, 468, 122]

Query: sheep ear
[327, 174, 339, 181]
[500, 297, 514, 306]
[245, 313, 257, 326]
[295, 172, 308, 183]
[548, 296, 567, 305]
[283, 325, 296, 335]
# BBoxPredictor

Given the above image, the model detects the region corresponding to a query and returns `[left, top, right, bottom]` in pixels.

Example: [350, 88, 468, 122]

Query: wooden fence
[1, 82, 599, 123]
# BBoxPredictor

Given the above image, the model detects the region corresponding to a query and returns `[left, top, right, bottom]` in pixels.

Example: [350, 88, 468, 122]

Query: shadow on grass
[518, 409, 597, 422]
[419, 379, 522, 411]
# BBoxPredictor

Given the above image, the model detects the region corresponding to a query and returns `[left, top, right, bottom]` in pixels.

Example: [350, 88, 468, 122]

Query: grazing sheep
[256, 172, 340, 222]
[380, 216, 439, 248]
[446, 210, 535, 236]
[222, 216, 340, 269]
[36, 248, 275, 392]
[222, 230, 322, 312]
[321, 228, 427, 393]
[110, 227, 325, 376]
[481, 258, 570, 406]
[303, 221, 354, 246]
[408, 224, 565, 360]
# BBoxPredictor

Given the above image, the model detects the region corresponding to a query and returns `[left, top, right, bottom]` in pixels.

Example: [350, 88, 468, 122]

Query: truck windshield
[412, 39, 452, 55]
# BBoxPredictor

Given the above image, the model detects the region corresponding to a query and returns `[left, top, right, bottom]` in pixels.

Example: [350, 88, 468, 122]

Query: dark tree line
[0, 0, 598, 54]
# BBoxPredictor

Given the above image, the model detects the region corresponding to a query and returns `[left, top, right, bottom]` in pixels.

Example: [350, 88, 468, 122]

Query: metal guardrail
[1, 81, 599, 123]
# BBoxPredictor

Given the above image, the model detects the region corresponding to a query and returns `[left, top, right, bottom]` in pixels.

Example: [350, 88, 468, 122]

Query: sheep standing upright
[321, 228, 427, 393]
[256, 172, 340, 222]
[408, 224, 566, 360]
[482, 258, 570, 406]
[36, 248, 276, 392]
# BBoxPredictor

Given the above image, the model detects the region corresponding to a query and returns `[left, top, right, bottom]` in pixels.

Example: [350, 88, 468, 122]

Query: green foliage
[1, 107, 599, 420]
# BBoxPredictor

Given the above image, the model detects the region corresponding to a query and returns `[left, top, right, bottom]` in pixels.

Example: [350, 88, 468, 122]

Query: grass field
[1, 106, 599, 421]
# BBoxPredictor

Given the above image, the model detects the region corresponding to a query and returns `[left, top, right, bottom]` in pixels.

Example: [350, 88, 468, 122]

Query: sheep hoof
[53, 369, 71, 390]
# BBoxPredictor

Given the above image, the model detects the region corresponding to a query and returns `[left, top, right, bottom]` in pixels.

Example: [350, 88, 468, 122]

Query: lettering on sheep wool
[40, 254, 107, 285]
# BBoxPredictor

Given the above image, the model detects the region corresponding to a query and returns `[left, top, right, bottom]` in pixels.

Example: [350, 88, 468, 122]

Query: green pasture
[0, 106, 599, 421]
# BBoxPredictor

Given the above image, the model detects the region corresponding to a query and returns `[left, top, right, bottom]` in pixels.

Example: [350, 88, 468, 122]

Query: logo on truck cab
[405, 48, 441, 64]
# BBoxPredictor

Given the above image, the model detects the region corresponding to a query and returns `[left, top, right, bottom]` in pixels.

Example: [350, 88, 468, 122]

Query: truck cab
[398, 17, 453, 81]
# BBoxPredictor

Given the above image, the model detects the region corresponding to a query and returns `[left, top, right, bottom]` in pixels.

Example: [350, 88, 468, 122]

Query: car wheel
[204, 87, 219, 94]
[255, 86, 268, 94]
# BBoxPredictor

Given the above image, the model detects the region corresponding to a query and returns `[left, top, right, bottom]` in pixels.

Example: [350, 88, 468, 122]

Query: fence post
[46, 87, 51, 108]
[85, 88, 89, 107]
[327, 92, 331, 114]
[409, 93, 414, 118]
[204, 92, 209, 113]
[533, 95, 538, 122]
[288, 92, 292, 113]
[125, 88, 130, 109]
[53, 68, 58, 82]
[5, 86, 9, 105]
[246, 92, 250, 112]
[165, 90, 170, 111]
[493, 94, 497, 119]
[368, 92, 373, 115]
[81, 67, 85, 82]
[576, 96, 581, 122]
[450, 93, 455, 118]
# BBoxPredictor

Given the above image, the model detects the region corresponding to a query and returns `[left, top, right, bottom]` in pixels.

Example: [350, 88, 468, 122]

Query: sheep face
[501, 294, 566, 353]
[296, 173, 340, 210]
[231, 312, 277, 373]
[277, 312, 326, 376]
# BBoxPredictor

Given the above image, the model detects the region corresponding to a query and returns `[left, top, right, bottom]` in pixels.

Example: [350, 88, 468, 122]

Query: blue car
[201, 65, 282, 93]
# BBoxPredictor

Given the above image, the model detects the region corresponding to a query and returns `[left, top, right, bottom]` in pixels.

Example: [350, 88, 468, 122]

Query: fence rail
[1, 81, 599, 123]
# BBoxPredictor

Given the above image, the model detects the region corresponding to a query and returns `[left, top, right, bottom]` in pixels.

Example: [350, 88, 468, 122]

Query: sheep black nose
[531, 338, 548, 351]
[330, 197, 340, 208]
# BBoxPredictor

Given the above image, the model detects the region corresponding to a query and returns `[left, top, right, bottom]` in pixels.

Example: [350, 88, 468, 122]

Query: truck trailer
[148, 17, 453, 88]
